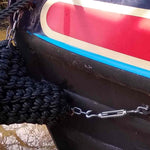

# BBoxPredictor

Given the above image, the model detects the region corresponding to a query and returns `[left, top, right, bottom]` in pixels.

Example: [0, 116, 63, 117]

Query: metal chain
[6, 10, 21, 47]
[71, 105, 150, 119]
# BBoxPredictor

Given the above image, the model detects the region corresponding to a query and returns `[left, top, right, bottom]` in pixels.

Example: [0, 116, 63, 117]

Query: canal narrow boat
[10, 0, 150, 149]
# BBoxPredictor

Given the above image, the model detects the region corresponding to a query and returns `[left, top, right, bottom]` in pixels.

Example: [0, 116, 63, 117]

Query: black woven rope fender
[0, 40, 71, 125]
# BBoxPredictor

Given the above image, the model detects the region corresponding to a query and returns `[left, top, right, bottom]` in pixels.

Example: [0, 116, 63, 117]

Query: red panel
[46, 2, 150, 61]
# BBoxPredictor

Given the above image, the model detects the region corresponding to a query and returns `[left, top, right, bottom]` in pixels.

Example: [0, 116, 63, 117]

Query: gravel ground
[0, 124, 57, 150]
[0, 29, 6, 40]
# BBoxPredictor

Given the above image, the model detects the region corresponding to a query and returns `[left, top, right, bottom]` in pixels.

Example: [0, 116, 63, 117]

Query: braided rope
[0, 0, 32, 20]
[0, 40, 71, 125]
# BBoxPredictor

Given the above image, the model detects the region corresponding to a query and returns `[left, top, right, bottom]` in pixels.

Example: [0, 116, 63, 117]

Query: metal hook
[85, 110, 97, 118]
[71, 107, 82, 115]
[135, 105, 149, 114]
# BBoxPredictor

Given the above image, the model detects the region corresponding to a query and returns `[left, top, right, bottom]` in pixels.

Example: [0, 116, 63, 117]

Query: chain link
[71, 105, 150, 119]
[6, 10, 21, 47]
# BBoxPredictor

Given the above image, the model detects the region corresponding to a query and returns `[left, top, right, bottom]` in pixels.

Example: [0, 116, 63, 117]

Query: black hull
[16, 31, 150, 150]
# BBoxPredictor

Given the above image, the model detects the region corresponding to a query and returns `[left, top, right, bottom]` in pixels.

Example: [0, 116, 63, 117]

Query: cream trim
[40, 0, 150, 71]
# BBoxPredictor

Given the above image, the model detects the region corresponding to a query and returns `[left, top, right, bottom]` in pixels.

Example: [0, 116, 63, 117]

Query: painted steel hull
[11, 0, 150, 149]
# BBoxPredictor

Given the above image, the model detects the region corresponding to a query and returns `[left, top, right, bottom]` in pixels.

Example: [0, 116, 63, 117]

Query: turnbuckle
[71, 105, 150, 119]
[98, 109, 127, 118]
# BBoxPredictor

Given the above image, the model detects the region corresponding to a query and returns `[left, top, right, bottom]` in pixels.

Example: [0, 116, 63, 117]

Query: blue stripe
[33, 33, 150, 78]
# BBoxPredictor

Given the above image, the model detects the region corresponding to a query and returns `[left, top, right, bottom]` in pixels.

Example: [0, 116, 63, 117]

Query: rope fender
[0, 40, 71, 125]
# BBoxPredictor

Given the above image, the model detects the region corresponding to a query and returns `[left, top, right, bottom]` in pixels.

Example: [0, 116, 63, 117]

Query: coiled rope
[0, 40, 71, 125]
[0, 0, 32, 20]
